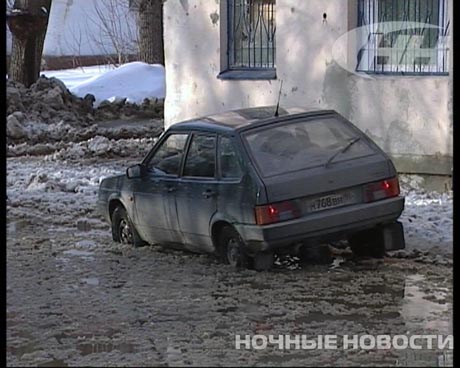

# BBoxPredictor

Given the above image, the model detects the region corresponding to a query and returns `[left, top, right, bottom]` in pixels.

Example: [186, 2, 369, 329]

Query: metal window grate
[357, 0, 449, 74]
[228, 0, 276, 69]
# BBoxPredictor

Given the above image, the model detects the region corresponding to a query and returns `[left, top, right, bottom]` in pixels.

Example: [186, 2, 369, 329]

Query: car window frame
[240, 113, 378, 179]
[217, 134, 245, 183]
[180, 132, 218, 181]
[141, 131, 191, 178]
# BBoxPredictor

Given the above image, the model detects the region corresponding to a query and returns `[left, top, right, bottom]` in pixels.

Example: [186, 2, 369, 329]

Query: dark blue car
[98, 106, 405, 270]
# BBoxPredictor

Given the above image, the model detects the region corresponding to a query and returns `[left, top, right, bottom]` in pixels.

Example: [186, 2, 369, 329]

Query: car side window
[146, 133, 189, 176]
[219, 136, 243, 180]
[183, 134, 216, 178]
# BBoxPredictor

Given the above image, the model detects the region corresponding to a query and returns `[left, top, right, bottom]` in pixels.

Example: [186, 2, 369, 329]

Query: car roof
[169, 106, 338, 134]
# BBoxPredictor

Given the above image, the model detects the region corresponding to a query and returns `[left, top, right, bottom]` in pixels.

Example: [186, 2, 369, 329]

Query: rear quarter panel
[211, 134, 267, 236]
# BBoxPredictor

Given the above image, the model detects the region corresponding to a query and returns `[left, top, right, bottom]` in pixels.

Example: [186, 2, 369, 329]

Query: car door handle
[166, 186, 176, 193]
[202, 190, 215, 199]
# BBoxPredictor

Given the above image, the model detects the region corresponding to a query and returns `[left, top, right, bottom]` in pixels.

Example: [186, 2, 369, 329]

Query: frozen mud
[6, 133, 453, 366]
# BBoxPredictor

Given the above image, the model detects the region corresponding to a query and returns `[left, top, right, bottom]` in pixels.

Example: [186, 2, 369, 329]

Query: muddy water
[7, 220, 452, 366]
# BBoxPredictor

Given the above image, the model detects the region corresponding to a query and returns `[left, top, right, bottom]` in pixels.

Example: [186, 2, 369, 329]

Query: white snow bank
[41, 65, 115, 90]
[67, 62, 165, 106]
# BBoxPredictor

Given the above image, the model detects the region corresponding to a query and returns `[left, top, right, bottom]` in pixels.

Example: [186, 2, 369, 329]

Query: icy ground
[6, 131, 453, 366]
[6, 159, 453, 366]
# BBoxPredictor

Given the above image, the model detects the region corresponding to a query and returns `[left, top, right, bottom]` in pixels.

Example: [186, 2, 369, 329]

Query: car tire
[298, 243, 333, 264]
[219, 226, 251, 269]
[348, 228, 385, 258]
[111, 206, 146, 247]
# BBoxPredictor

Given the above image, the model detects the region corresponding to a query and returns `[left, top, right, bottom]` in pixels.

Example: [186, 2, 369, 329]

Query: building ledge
[217, 68, 276, 80]
[390, 153, 452, 176]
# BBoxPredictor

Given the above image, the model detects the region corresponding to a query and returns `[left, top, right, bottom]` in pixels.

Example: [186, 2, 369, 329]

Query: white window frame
[357, 0, 449, 74]
[228, 0, 276, 70]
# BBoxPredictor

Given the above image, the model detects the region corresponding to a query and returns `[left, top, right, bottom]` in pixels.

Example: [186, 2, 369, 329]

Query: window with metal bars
[228, 0, 276, 71]
[357, 0, 449, 74]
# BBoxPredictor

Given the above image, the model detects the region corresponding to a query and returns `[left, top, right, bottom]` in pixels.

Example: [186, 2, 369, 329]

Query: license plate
[308, 191, 355, 213]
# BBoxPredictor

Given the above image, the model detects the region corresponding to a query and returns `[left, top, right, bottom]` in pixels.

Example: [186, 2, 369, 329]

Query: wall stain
[179, 0, 189, 12]
[322, 62, 355, 119]
[384, 120, 425, 155]
[210, 12, 219, 25]
[63, 0, 73, 21]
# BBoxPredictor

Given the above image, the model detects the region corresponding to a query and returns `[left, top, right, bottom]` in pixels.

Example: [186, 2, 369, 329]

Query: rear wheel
[111, 206, 146, 247]
[298, 243, 333, 264]
[348, 228, 385, 258]
[219, 226, 251, 269]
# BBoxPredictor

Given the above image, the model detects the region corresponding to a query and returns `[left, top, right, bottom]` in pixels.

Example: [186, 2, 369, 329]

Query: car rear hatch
[262, 154, 392, 202]
[242, 114, 400, 225]
[254, 155, 398, 224]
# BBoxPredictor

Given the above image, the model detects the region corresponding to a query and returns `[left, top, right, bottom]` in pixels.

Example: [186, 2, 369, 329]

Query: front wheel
[111, 206, 146, 247]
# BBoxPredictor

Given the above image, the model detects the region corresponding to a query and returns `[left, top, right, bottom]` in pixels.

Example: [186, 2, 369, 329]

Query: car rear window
[243, 116, 376, 177]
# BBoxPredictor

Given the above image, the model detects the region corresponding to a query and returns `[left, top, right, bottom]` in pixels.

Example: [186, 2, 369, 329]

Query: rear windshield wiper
[324, 136, 361, 168]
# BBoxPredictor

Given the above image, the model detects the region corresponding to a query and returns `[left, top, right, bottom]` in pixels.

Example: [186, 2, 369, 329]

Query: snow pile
[41, 65, 115, 90]
[6, 62, 165, 143]
[398, 174, 453, 250]
[400, 190, 453, 246]
[399, 174, 425, 191]
[7, 121, 162, 159]
[68, 62, 165, 107]
[45, 136, 157, 161]
[6, 77, 94, 131]
[7, 159, 125, 202]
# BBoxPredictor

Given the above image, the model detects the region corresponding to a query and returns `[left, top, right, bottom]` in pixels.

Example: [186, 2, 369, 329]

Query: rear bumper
[235, 196, 405, 253]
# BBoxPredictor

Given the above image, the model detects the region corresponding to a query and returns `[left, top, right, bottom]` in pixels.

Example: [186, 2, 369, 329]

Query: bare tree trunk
[35, 8, 51, 73]
[7, 0, 52, 87]
[138, 0, 164, 65]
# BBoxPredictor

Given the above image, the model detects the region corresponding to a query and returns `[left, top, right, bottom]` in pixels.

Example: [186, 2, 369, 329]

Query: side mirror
[126, 164, 143, 179]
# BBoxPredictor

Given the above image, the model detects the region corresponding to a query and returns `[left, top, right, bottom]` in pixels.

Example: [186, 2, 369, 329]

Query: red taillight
[363, 177, 400, 203]
[255, 201, 301, 225]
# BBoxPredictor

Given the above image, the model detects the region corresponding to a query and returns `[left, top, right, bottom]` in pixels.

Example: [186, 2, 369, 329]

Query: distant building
[6, 0, 138, 70]
[163, 0, 453, 178]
